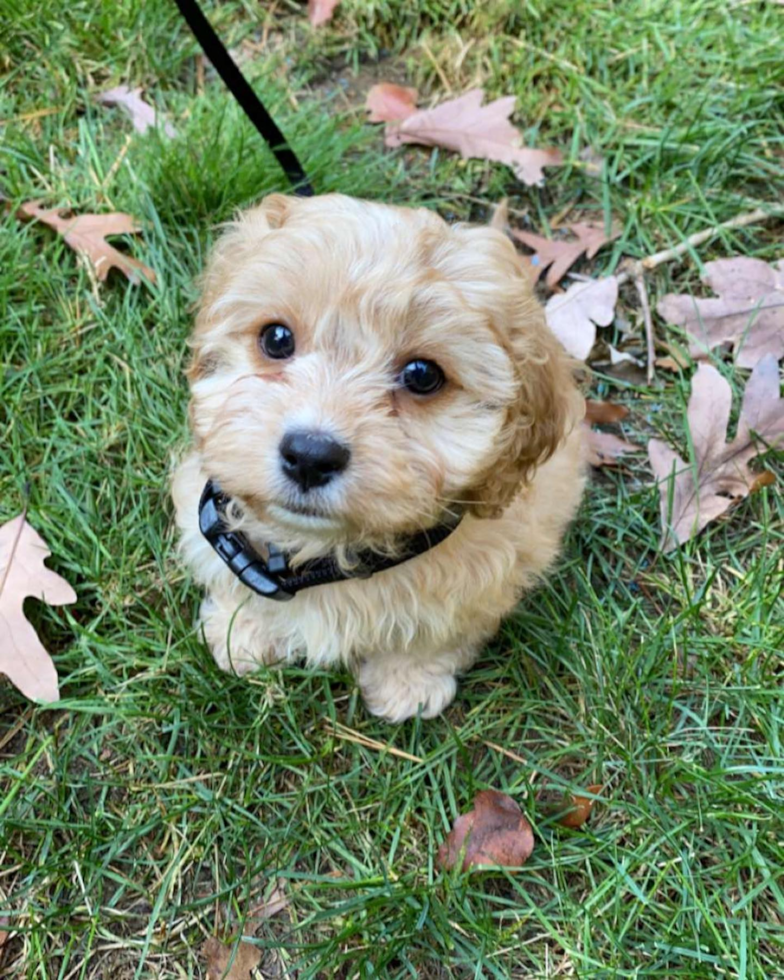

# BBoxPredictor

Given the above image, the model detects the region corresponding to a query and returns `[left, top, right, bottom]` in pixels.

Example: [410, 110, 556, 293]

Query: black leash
[198, 481, 463, 601]
[172, 0, 314, 197]
[176, 2, 463, 598]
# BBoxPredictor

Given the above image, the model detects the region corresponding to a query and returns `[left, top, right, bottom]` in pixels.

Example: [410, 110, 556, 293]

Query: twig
[633, 272, 656, 384]
[616, 205, 784, 286]
[324, 721, 423, 763]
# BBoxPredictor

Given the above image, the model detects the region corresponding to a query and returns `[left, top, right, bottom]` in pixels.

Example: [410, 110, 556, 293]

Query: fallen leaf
[437, 789, 534, 872]
[648, 355, 784, 549]
[244, 879, 289, 930]
[545, 276, 619, 361]
[657, 257, 784, 368]
[579, 146, 605, 176]
[489, 198, 509, 233]
[556, 784, 603, 829]
[96, 85, 176, 138]
[513, 221, 618, 289]
[202, 936, 261, 980]
[384, 89, 562, 187]
[609, 344, 644, 367]
[308, 0, 340, 27]
[0, 514, 76, 702]
[365, 83, 418, 123]
[584, 400, 629, 424]
[17, 201, 156, 284]
[585, 427, 639, 467]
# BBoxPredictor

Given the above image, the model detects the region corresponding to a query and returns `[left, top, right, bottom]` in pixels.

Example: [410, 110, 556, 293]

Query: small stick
[633, 271, 656, 384]
[324, 722, 423, 763]
[616, 205, 784, 286]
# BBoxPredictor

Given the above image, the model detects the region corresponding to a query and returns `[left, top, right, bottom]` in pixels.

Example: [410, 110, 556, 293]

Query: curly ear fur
[186, 194, 294, 383]
[464, 243, 584, 518]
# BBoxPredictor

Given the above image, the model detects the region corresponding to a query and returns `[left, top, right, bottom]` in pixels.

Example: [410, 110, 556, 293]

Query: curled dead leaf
[383, 89, 562, 187]
[96, 85, 176, 138]
[545, 276, 619, 361]
[513, 221, 619, 290]
[365, 83, 418, 123]
[584, 399, 629, 424]
[202, 936, 261, 980]
[648, 355, 784, 549]
[308, 0, 340, 27]
[17, 201, 156, 284]
[585, 427, 639, 468]
[438, 789, 534, 873]
[555, 784, 603, 829]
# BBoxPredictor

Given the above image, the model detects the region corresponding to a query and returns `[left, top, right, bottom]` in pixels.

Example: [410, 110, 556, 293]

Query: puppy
[172, 193, 585, 722]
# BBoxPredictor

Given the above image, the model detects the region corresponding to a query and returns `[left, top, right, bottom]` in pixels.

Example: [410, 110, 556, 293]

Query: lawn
[1, 0, 783, 977]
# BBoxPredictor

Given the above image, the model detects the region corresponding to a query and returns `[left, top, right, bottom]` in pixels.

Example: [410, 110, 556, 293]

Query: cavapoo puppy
[172, 193, 585, 722]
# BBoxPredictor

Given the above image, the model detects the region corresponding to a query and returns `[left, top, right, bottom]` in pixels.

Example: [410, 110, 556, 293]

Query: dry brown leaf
[513, 221, 618, 289]
[648, 355, 784, 549]
[556, 784, 603, 829]
[437, 789, 534, 872]
[96, 85, 176, 138]
[202, 937, 261, 980]
[579, 146, 605, 176]
[308, 0, 340, 26]
[585, 399, 629, 424]
[384, 89, 562, 187]
[365, 83, 418, 123]
[244, 878, 289, 930]
[657, 257, 784, 368]
[18, 201, 156, 284]
[585, 428, 639, 468]
[545, 276, 619, 361]
[0, 514, 76, 702]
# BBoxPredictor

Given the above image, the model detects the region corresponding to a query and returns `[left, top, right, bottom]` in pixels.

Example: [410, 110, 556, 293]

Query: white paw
[199, 596, 279, 676]
[359, 659, 458, 723]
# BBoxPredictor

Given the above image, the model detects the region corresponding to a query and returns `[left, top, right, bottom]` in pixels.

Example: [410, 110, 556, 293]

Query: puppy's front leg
[199, 591, 282, 676]
[358, 645, 478, 723]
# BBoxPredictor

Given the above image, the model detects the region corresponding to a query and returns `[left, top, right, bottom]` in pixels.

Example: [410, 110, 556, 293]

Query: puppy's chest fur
[172, 434, 585, 670]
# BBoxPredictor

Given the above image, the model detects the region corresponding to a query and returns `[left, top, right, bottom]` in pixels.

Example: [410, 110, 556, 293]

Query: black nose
[279, 430, 351, 492]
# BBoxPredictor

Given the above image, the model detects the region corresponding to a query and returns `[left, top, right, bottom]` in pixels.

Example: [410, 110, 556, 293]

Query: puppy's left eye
[259, 323, 295, 359]
[399, 359, 445, 395]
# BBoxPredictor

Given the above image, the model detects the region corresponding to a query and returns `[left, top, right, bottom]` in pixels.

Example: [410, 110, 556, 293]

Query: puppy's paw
[359, 658, 458, 723]
[199, 596, 280, 676]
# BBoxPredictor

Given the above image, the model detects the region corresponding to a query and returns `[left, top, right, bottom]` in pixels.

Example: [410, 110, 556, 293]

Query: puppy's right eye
[259, 323, 295, 359]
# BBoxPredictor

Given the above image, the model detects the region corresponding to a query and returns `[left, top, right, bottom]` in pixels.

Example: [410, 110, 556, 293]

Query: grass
[1, 0, 783, 976]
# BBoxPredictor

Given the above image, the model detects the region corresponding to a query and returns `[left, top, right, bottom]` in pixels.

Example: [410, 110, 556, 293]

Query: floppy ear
[468, 278, 584, 519]
[186, 194, 295, 382]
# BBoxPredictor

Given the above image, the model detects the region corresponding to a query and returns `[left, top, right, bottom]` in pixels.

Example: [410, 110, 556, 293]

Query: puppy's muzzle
[279, 429, 351, 492]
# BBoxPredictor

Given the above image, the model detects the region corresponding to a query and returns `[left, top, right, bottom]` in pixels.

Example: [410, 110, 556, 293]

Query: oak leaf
[308, 0, 340, 26]
[438, 789, 534, 872]
[657, 257, 784, 368]
[384, 89, 562, 187]
[0, 515, 76, 702]
[18, 201, 156, 284]
[201, 937, 261, 980]
[513, 221, 618, 290]
[648, 355, 784, 549]
[365, 83, 418, 123]
[96, 85, 176, 138]
[545, 276, 618, 361]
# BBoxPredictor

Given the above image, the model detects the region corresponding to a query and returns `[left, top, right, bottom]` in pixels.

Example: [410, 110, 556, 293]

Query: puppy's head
[188, 194, 581, 550]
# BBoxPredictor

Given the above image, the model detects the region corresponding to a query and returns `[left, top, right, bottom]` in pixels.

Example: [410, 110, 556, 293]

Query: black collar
[198, 480, 462, 601]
